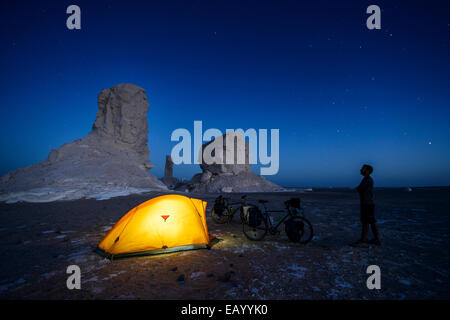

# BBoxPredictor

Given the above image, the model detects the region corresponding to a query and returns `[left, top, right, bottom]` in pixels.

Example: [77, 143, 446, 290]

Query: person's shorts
[360, 204, 376, 224]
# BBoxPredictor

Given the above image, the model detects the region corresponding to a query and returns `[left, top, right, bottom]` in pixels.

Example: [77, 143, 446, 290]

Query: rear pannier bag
[213, 196, 226, 216]
[247, 207, 263, 228]
[284, 217, 305, 242]
[214, 202, 225, 216]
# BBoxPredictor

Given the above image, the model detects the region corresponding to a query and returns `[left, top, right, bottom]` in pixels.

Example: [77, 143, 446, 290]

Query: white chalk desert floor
[0, 188, 449, 299]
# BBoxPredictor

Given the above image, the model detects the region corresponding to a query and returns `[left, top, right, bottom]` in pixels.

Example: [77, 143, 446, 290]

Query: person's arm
[356, 178, 367, 192]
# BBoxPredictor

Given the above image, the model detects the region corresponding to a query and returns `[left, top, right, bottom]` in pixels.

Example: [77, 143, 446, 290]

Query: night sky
[1, 0, 449, 187]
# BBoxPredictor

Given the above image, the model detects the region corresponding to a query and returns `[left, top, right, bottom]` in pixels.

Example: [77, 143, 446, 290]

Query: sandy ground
[0, 188, 449, 299]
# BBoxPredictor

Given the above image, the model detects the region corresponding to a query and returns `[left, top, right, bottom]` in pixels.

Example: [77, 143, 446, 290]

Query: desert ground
[0, 188, 449, 299]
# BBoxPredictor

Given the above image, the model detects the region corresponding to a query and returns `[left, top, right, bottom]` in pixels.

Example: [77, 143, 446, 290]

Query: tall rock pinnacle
[0, 83, 167, 203]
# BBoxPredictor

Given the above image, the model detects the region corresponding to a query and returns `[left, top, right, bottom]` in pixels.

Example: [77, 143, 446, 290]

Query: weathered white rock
[200, 131, 251, 175]
[0, 83, 167, 203]
[181, 132, 282, 193]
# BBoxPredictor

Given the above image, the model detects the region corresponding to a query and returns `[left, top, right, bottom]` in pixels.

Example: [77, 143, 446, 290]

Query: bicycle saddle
[258, 200, 269, 203]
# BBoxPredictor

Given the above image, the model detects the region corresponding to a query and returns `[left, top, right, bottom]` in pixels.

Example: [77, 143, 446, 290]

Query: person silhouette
[354, 164, 381, 246]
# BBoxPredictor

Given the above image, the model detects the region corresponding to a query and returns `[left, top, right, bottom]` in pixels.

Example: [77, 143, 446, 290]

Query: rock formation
[0, 83, 167, 203]
[160, 155, 180, 189]
[181, 132, 282, 193]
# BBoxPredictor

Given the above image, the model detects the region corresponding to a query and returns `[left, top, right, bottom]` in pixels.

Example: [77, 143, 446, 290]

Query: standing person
[354, 164, 381, 246]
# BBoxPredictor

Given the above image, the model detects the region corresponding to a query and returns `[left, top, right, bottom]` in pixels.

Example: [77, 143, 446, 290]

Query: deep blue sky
[1, 0, 449, 187]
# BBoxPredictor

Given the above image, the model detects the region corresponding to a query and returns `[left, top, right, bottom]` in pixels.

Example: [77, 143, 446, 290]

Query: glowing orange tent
[96, 194, 210, 259]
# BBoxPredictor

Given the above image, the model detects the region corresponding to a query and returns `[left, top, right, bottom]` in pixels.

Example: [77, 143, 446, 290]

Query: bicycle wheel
[211, 206, 230, 224]
[285, 216, 313, 244]
[242, 215, 268, 241]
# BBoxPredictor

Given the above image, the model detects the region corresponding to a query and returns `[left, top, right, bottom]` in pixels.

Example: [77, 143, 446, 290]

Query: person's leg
[366, 204, 381, 244]
[352, 223, 368, 246]
[354, 204, 369, 244]
[370, 223, 380, 240]
[368, 223, 381, 245]
[360, 223, 369, 242]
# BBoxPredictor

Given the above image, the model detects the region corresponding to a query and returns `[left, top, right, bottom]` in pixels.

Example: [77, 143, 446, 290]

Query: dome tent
[96, 194, 210, 259]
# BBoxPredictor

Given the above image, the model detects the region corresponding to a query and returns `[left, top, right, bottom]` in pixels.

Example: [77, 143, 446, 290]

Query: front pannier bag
[247, 207, 263, 228]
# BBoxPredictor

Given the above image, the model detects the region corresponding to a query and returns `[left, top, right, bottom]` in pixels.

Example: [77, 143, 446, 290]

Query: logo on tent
[161, 215, 170, 222]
